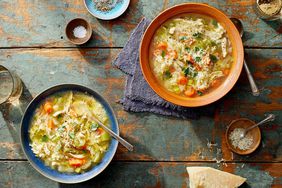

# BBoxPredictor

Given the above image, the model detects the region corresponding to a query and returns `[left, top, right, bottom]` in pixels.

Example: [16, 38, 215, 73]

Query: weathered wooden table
[0, 1, 281, 187]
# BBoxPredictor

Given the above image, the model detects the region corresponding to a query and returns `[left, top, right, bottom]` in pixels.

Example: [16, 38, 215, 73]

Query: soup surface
[29, 91, 111, 173]
[150, 14, 233, 97]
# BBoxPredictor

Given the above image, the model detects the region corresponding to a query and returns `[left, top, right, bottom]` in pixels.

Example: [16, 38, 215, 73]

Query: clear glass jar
[254, 0, 282, 21]
[0, 65, 23, 105]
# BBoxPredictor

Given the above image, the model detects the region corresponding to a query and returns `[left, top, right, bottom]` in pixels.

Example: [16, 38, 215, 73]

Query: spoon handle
[91, 116, 134, 151]
[245, 114, 275, 132]
[244, 59, 260, 96]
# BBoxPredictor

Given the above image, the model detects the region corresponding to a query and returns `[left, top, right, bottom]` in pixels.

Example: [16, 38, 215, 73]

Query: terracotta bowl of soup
[140, 3, 244, 107]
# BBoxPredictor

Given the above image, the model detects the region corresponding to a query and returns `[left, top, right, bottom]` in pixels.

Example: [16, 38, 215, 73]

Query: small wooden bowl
[226, 118, 261, 155]
[65, 18, 92, 45]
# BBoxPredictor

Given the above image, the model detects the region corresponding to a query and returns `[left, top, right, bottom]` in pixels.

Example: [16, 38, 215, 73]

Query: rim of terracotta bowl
[139, 3, 244, 107]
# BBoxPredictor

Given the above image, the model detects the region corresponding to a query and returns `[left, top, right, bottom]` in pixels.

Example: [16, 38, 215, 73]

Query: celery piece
[75, 168, 81, 173]
[100, 132, 111, 141]
[172, 85, 180, 93]
[94, 152, 102, 163]
[41, 135, 48, 142]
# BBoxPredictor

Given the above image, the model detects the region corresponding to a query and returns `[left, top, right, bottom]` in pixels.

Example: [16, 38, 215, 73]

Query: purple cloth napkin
[113, 18, 215, 119]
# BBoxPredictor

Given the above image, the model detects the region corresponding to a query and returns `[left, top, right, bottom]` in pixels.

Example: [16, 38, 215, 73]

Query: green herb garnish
[179, 36, 187, 41]
[161, 50, 166, 58]
[57, 125, 65, 133]
[41, 135, 48, 142]
[185, 47, 191, 52]
[195, 57, 201, 62]
[184, 67, 190, 77]
[212, 19, 218, 27]
[184, 67, 197, 78]
[91, 123, 99, 131]
[192, 32, 202, 39]
[210, 54, 218, 63]
[194, 47, 200, 52]
[69, 132, 75, 139]
[186, 60, 192, 65]
[163, 70, 172, 79]
[197, 91, 203, 96]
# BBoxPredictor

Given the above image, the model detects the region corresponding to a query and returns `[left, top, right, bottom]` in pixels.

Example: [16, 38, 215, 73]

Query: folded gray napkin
[113, 18, 215, 119]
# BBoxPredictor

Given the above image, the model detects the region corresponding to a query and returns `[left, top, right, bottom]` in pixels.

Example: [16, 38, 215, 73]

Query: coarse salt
[229, 128, 254, 150]
[73, 26, 87, 39]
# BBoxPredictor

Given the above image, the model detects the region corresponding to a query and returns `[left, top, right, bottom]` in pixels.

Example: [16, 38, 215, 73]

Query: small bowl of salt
[65, 18, 92, 45]
[226, 118, 261, 155]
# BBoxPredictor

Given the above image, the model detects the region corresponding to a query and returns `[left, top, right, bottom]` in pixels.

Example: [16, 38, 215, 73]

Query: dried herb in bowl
[93, 0, 123, 12]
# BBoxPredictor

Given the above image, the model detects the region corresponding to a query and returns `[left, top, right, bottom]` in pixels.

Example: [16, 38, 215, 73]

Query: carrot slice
[157, 42, 168, 50]
[169, 66, 175, 73]
[48, 119, 55, 129]
[168, 50, 178, 59]
[43, 102, 53, 114]
[223, 69, 230, 76]
[96, 127, 104, 135]
[211, 79, 220, 87]
[184, 86, 195, 97]
[178, 77, 188, 85]
[69, 158, 86, 167]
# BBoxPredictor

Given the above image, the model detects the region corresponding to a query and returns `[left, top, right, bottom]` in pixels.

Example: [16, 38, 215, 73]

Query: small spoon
[230, 18, 260, 96]
[239, 114, 275, 139]
[90, 115, 134, 151]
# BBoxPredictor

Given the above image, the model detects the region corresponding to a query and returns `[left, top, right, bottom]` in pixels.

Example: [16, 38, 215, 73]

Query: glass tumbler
[0, 65, 23, 105]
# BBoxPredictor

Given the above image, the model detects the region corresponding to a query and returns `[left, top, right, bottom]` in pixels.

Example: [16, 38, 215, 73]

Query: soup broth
[149, 14, 233, 97]
[29, 91, 111, 173]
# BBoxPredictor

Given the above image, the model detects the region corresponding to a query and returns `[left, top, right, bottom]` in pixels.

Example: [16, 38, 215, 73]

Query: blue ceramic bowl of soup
[20, 84, 119, 183]
[84, 0, 130, 20]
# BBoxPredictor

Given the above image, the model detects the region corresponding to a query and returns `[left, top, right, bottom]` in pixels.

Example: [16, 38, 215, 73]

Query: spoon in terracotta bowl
[230, 18, 260, 96]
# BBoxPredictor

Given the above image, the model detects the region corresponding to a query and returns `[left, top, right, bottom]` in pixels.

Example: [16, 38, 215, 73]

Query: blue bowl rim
[83, 0, 130, 20]
[20, 84, 119, 183]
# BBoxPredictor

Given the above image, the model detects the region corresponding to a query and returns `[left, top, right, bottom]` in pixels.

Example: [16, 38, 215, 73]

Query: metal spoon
[239, 114, 275, 139]
[230, 18, 260, 96]
[90, 115, 134, 151]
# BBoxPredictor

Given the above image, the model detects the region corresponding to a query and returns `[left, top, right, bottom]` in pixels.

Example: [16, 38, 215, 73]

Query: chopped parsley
[186, 60, 192, 65]
[69, 132, 75, 139]
[185, 47, 191, 52]
[161, 50, 166, 58]
[209, 54, 218, 63]
[197, 91, 203, 96]
[184, 67, 190, 77]
[41, 135, 48, 142]
[195, 57, 201, 62]
[163, 70, 172, 79]
[91, 123, 99, 131]
[184, 67, 197, 78]
[192, 32, 202, 39]
[194, 47, 200, 52]
[179, 36, 187, 41]
[57, 125, 66, 133]
[212, 19, 218, 27]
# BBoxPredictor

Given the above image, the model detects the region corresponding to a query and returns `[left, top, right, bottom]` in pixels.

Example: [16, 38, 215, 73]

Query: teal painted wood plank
[0, 161, 281, 187]
[0, 0, 280, 48]
[0, 48, 281, 162]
